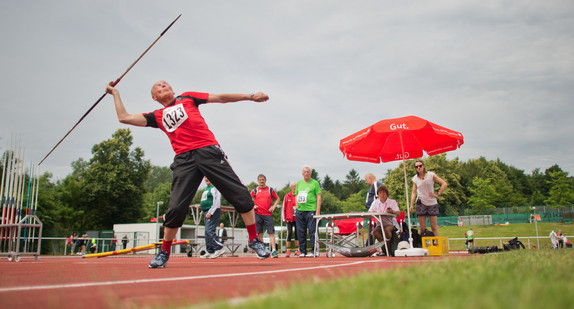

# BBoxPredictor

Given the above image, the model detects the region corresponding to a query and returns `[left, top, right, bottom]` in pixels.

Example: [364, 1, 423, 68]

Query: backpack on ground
[411, 228, 423, 248]
[421, 229, 435, 237]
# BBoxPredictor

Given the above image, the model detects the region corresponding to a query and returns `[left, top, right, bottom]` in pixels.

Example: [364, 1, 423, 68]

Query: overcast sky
[1, 1, 573, 190]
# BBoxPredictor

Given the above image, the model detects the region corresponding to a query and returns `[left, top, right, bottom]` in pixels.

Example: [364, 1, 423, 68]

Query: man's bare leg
[240, 209, 256, 226]
[163, 227, 178, 242]
[269, 234, 276, 251]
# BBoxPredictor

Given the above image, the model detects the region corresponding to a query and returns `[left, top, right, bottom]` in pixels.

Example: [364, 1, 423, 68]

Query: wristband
[250, 93, 254, 100]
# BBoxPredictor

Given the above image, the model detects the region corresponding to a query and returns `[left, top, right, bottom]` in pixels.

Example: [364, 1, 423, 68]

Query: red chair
[396, 211, 406, 230]
[327, 218, 364, 248]
[369, 211, 405, 235]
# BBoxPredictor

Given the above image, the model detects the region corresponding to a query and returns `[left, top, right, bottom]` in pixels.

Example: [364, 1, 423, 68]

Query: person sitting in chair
[368, 185, 400, 254]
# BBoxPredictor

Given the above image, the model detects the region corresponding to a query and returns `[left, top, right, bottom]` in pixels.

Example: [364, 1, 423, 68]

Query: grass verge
[433, 222, 573, 250]
[204, 250, 573, 309]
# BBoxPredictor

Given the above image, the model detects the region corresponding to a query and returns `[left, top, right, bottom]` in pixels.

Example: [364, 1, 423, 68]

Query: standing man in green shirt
[465, 227, 474, 249]
[295, 165, 322, 257]
[200, 177, 225, 259]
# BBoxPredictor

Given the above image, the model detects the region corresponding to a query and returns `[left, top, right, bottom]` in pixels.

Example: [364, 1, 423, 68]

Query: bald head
[151, 80, 176, 106]
[364, 173, 376, 185]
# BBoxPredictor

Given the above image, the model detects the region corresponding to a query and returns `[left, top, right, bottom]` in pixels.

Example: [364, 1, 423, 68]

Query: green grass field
[194, 222, 573, 309]
[206, 250, 573, 309]
[436, 222, 573, 250]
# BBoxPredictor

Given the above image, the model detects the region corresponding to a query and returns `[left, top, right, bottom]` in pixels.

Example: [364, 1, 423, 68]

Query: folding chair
[327, 218, 364, 248]
[318, 214, 391, 258]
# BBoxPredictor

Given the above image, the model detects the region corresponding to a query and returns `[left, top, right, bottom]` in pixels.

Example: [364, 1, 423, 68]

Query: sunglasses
[415, 165, 423, 168]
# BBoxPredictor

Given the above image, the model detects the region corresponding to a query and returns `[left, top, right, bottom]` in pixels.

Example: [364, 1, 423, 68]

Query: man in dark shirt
[364, 173, 382, 245]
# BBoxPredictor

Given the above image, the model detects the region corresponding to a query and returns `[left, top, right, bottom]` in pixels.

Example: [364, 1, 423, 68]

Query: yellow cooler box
[422, 237, 449, 256]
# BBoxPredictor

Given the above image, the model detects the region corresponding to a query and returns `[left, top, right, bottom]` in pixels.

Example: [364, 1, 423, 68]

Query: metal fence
[9, 232, 572, 258]
[43, 236, 153, 256]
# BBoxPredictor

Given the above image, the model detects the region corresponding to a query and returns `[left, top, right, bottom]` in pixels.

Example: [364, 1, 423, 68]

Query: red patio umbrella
[339, 115, 464, 254]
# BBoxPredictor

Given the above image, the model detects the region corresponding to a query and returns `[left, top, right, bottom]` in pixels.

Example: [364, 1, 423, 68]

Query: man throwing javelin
[106, 80, 271, 268]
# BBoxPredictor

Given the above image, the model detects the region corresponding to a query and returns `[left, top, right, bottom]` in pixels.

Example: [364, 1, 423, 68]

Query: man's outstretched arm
[207, 92, 269, 103]
[106, 81, 147, 127]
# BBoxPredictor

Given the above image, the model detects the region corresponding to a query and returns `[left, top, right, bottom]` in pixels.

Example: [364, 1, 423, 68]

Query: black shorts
[255, 214, 275, 234]
[163, 145, 253, 228]
[415, 199, 439, 217]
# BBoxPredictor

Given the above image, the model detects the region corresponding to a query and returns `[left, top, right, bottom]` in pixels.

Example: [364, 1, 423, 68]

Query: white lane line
[0, 258, 419, 293]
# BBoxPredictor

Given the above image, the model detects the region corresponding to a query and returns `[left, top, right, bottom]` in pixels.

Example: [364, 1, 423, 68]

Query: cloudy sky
[1, 1, 573, 190]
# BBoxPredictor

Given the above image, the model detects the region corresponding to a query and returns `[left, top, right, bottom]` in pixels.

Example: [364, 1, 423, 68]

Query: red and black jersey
[143, 92, 218, 155]
[251, 186, 278, 216]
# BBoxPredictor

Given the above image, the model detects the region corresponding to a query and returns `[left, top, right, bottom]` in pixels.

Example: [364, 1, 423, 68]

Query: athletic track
[0, 252, 468, 308]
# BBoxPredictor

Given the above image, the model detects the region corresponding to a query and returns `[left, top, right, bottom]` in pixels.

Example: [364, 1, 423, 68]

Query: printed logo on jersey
[162, 104, 188, 132]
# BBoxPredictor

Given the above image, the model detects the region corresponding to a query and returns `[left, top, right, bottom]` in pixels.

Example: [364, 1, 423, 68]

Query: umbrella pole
[398, 131, 414, 248]
[402, 158, 413, 248]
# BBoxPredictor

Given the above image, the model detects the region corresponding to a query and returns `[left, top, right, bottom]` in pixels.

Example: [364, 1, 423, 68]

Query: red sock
[161, 240, 173, 254]
[246, 224, 257, 242]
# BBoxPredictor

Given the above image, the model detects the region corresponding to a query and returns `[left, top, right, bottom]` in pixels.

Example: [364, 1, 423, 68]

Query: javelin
[83, 239, 189, 258]
[38, 14, 182, 166]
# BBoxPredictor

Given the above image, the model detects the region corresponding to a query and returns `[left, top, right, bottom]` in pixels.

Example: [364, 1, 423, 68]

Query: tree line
[4, 129, 572, 237]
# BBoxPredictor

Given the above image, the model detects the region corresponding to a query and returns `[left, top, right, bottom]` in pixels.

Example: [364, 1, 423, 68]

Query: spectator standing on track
[364, 173, 382, 210]
[409, 159, 447, 236]
[282, 182, 300, 257]
[217, 223, 227, 244]
[465, 228, 474, 249]
[66, 235, 72, 255]
[90, 237, 97, 254]
[251, 174, 280, 258]
[110, 234, 117, 251]
[364, 173, 382, 245]
[69, 232, 78, 255]
[79, 234, 88, 255]
[106, 80, 271, 268]
[122, 235, 129, 250]
[296, 165, 322, 257]
[200, 177, 225, 259]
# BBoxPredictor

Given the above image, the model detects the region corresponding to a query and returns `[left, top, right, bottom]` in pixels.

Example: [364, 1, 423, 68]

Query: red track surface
[0, 253, 467, 308]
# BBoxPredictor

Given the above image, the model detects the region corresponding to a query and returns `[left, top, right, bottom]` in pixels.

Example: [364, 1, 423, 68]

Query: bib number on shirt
[297, 191, 308, 204]
[162, 104, 188, 132]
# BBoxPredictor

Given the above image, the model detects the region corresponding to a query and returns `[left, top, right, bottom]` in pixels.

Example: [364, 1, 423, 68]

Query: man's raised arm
[106, 81, 148, 127]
